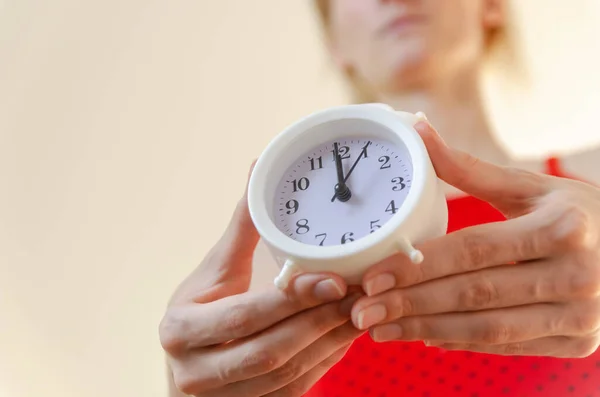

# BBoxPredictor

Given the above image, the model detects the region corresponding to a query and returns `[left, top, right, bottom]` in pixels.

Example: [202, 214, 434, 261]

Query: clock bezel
[247, 104, 429, 261]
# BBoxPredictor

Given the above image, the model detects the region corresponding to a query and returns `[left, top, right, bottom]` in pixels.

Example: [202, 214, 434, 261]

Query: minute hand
[330, 140, 371, 202]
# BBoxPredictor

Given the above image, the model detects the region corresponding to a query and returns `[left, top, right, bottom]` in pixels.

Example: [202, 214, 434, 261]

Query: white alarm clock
[247, 103, 448, 290]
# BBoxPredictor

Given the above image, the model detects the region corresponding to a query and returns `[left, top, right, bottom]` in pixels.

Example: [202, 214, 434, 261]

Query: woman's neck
[377, 71, 512, 167]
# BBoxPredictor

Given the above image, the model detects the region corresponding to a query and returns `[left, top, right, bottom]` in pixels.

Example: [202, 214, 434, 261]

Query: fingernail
[370, 323, 402, 342]
[357, 304, 387, 329]
[364, 273, 395, 296]
[314, 279, 344, 301]
[414, 121, 446, 146]
[339, 293, 363, 316]
[415, 111, 428, 121]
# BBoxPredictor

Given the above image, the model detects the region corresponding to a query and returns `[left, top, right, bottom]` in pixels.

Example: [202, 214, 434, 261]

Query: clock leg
[396, 238, 424, 264]
[274, 259, 299, 290]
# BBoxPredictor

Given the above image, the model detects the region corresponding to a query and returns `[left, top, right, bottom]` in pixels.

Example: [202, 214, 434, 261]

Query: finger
[172, 293, 362, 394]
[174, 160, 261, 303]
[205, 159, 261, 277]
[211, 322, 362, 397]
[362, 191, 597, 294]
[355, 259, 589, 328]
[160, 273, 349, 351]
[263, 344, 351, 397]
[222, 158, 260, 258]
[415, 121, 548, 207]
[432, 335, 599, 359]
[363, 207, 557, 293]
[368, 303, 575, 345]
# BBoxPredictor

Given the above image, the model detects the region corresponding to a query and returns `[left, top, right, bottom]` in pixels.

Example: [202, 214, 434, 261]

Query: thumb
[219, 159, 261, 264]
[414, 121, 548, 208]
[169, 160, 260, 305]
[187, 160, 260, 297]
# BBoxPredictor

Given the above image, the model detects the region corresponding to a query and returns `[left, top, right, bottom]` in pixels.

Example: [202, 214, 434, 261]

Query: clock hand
[331, 140, 371, 202]
[332, 142, 352, 202]
[344, 140, 371, 180]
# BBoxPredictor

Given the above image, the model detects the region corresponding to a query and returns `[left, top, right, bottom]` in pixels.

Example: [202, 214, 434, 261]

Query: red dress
[307, 157, 600, 397]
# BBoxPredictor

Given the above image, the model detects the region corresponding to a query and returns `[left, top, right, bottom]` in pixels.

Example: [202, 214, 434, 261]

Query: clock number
[370, 220, 381, 233]
[385, 200, 398, 214]
[309, 156, 323, 171]
[315, 233, 327, 246]
[292, 177, 310, 192]
[391, 177, 406, 191]
[330, 145, 350, 161]
[285, 199, 299, 215]
[360, 141, 371, 158]
[296, 219, 310, 234]
[379, 156, 391, 169]
[341, 232, 355, 244]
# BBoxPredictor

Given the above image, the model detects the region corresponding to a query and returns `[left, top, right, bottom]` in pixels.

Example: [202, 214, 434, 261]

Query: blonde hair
[312, 0, 525, 103]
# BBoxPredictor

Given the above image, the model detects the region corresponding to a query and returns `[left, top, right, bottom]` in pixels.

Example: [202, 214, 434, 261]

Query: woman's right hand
[159, 163, 364, 397]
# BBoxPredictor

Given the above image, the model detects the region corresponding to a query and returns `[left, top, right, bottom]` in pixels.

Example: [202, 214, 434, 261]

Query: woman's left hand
[351, 120, 600, 358]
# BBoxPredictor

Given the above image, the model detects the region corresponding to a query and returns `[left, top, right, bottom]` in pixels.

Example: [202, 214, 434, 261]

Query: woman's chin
[387, 56, 434, 90]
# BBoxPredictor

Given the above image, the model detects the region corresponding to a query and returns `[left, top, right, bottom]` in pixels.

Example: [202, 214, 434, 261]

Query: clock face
[273, 137, 413, 247]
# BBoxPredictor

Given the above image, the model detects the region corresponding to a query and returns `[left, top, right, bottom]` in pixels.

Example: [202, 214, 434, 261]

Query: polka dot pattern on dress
[307, 333, 600, 397]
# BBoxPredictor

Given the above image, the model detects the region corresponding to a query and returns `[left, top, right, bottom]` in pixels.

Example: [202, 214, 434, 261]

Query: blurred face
[326, 0, 504, 94]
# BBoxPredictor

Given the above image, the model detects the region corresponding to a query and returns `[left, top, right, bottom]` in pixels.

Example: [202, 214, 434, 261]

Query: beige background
[2, 1, 600, 397]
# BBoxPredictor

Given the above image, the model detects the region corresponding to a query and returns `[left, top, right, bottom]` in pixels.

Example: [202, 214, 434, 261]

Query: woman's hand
[159, 162, 363, 397]
[351, 121, 600, 358]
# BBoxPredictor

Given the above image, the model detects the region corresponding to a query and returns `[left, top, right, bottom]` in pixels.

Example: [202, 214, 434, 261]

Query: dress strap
[545, 156, 564, 177]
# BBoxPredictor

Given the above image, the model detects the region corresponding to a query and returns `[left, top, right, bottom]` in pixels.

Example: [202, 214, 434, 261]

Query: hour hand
[332, 142, 351, 202]
[331, 140, 371, 202]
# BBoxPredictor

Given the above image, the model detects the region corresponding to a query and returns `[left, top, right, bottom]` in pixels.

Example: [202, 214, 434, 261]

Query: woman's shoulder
[559, 145, 600, 185]
[507, 146, 600, 185]
[443, 148, 600, 199]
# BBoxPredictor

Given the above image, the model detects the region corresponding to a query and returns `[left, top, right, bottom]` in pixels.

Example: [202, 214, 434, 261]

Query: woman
[159, 1, 600, 396]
